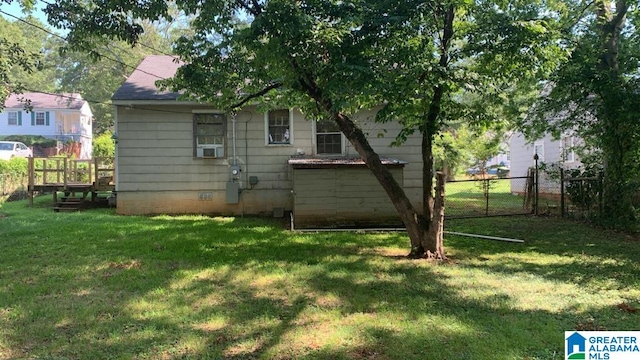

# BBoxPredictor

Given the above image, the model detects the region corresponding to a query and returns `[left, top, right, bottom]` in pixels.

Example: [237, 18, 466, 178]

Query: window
[562, 136, 575, 163]
[316, 119, 343, 155]
[35, 112, 46, 126]
[533, 141, 544, 162]
[194, 113, 226, 158]
[7, 112, 18, 126]
[266, 109, 292, 145]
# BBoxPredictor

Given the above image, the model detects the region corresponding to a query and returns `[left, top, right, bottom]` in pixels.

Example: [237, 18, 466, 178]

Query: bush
[0, 157, 28, 177]
[93, 132, 115, 159]
[0, 157, 28, 195]
[2, 135, 57, 148]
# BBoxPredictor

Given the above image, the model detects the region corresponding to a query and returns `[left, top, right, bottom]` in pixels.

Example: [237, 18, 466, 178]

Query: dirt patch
[107, 260, 142, 270]
[617, 302, 638, 313]
[6, 191, 29, 202]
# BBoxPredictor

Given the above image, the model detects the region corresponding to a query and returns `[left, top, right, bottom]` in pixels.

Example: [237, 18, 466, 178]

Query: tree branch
[230, 82, 282, 109]
[236, 0, 261, 17]
[563, 0, 596, 31]
[611, 0, 629, 28]
[251, 0, 263, 14]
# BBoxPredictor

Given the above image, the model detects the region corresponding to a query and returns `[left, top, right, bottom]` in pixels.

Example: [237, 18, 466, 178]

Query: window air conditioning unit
[196, 145, 224, 158]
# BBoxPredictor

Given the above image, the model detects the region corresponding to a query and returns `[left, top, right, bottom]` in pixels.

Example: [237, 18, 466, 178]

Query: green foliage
[44, 0, 569, 254]
[0, 157, 28, 194]
[2, 4, 192, 134]
[519, 0, 640, 229]
[1, 134, 56, 147]
[563, 167, 602, 213]
[0, 11, 40, 107]
[92, 132, 115, 158]
[434, 124, 507, 178]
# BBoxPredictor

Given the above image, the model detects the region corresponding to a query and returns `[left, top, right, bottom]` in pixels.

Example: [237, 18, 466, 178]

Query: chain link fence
[445, 175, 534, 219]
[559, 169, 603, 219]
[443, 164, 615, 221]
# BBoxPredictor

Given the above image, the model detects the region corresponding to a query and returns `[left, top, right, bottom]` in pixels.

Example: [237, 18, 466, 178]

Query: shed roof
[112, 55, 183, 101]
[288, 156, 407, 169]
[5, 92, 87, 110]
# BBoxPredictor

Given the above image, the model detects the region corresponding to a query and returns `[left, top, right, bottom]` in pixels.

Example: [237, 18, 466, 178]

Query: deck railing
[27, 157, 115, 205]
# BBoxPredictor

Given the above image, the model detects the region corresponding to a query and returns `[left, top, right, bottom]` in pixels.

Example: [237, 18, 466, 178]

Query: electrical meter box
[226, 181, 240, 204]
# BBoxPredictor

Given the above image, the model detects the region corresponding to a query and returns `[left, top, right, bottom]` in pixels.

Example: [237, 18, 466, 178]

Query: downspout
[113, 107, 119, 192]
[245, 112, 252, 188]
[232, 111, 237, 167]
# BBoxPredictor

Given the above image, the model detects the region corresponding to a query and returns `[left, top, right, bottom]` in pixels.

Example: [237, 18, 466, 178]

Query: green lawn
[446, 178, 542, 217]
[0, 196, 638, 359]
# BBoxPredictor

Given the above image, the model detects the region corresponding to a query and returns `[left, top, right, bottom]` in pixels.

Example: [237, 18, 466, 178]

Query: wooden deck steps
[53, 197, 84, 212]
[27, 157, 115, 211]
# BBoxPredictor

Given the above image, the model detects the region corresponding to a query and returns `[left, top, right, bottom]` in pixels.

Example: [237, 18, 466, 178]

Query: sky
[1, 1, 47, 20]
[0, 0, 65, 35]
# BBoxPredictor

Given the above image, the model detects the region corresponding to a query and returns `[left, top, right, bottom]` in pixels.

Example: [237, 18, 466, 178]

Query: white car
[0, 141, 33, 160]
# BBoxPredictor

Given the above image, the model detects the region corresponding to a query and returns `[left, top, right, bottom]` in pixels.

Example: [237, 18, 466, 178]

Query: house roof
[5, 92, 87, 110]
[288, 156, 407, 169]
[112, 55, 183, 101]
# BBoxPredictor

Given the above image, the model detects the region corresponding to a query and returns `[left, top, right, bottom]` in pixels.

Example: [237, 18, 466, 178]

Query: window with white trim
[7, 112, 18, 126]
[35, 112, 46, 126]
[266, 109, 292, 145]
[194, 113, 226, 158]
[562, 135, 575, 162]
[315, 119, 343, 155]
[533, 141, 544, 162]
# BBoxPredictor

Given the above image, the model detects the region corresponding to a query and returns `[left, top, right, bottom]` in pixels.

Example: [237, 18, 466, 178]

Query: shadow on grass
[0, 203, 638, 359]
[446, 216, 640, 290]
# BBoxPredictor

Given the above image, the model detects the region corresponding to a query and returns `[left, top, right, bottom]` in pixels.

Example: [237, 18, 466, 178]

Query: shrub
[2, 135, 57, 148]
[93, 132, 115, 159]
[0, 157, 28, 194]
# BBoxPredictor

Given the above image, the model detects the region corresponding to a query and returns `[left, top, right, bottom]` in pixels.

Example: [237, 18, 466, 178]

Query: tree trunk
[332, 111, 430, 256]
[292, 31, 453, 258]
[416, 4, 455, 257]
[426, 172, 446, 259]
[596, 0, 635, 224]
[300, 81, 430, 256]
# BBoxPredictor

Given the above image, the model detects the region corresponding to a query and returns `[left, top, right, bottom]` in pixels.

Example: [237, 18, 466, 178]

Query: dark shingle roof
[5, 92, 86, 110]
[288, 156, 407, 168]
[112, 55, 183, 101]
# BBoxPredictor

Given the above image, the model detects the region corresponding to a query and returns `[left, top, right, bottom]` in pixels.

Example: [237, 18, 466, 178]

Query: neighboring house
[509, 131, 582, 194]
[0, 92, 94, 159]
[485, 151, 510, 169]
[111, 55, 423, 227]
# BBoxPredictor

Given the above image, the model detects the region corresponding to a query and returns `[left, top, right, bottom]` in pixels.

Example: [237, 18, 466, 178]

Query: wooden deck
[27, 157, 115, 209]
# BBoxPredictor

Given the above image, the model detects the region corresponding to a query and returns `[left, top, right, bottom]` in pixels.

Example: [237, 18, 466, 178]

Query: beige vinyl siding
[115, 104, 423, 216]
[293, 167, 403, 228]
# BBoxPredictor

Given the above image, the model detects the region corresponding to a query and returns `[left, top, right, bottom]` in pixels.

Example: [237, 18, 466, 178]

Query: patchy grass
[446, 178, 532, 217]
[0, 196, 638, 359]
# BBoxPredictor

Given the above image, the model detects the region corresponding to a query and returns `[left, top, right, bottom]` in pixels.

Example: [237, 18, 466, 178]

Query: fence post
[534, 154, 539, 216]
[598, 172, 603, 218]
[560, 168, 565, 218]
[28, 156, 34, 206]
[485, 178, 490, 216]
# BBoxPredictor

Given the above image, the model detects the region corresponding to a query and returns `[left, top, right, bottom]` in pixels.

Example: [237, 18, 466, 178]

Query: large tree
[54, 8, 193, 134]
[46, 0, 563, 258]
[521, 0, 640, 228]
[0, 0, 40, 107]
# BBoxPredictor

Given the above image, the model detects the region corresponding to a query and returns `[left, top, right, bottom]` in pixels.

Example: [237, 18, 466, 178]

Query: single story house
[111, 55, 424, 228]
[0, 92, 94, 159]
